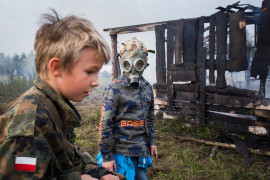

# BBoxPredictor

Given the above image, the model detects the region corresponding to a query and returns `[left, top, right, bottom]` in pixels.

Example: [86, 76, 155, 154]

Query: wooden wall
[104, 7, 270, 138]
[152, 14, 270, 138]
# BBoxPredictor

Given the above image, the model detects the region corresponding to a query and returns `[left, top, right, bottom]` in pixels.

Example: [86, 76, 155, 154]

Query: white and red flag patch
[14, 156, 37, 172]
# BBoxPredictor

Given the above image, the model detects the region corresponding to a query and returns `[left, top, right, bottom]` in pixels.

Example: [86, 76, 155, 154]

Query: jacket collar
[34, 76, 81, 128]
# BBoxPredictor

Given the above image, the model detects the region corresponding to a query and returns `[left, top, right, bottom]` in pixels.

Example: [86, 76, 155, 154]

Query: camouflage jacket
[99, 74, 156, 162]
[0, 76, 113, 180]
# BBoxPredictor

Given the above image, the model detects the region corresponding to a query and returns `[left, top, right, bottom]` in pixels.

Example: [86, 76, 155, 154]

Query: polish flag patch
[14, 156, 37, 172]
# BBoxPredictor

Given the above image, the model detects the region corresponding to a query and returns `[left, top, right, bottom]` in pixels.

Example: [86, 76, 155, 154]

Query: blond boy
[0, 9, 124, 180]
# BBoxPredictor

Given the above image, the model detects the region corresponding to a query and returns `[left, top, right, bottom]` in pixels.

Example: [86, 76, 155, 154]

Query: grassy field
[73, 77, 270, 180]
[1, 76, 269, 179]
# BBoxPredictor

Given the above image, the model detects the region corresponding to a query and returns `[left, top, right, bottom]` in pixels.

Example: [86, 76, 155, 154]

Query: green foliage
[0, 75, 34, 114]
[155, 115, 221, 141]
[88, 111, 101, 124]
[0, 76, 34, 98]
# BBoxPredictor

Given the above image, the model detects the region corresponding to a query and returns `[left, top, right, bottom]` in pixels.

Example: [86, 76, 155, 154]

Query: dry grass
[73, 77, 270, 180]
[1, 76, 269, 179]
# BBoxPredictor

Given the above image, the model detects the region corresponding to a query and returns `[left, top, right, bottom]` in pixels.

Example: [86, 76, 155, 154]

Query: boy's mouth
[84, 92, 89, 96]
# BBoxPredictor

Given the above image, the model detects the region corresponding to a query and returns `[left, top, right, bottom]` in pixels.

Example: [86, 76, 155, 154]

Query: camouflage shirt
[99, 74, 156, 162]
[0, 76, 113, 180]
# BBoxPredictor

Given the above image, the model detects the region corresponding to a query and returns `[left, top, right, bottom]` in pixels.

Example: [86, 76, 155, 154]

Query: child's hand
[102, 160, 117, 172]
[150, 145, 158, 160]
[81, 174, 98, 180]
[100, 174, 119, 180]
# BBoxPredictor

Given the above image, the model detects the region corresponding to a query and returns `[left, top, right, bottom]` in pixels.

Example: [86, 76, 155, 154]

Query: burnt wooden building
[104, 2, 270, 138]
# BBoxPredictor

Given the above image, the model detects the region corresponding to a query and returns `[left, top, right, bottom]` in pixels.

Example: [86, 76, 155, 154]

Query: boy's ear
[48, 58, 62, 77]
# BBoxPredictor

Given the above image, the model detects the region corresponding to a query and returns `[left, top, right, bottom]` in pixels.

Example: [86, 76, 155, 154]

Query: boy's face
[56, 48, 104, 102]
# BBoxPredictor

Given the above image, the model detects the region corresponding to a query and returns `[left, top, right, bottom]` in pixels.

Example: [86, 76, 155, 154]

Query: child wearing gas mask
[97, 37, 157, 180]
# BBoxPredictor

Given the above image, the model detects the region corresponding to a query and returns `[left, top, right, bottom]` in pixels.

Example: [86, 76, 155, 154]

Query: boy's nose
[91, 77, 99, 88]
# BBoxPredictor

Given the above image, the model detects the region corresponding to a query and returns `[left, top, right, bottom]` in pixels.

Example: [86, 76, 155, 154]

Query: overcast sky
[0, 0, 262, 83]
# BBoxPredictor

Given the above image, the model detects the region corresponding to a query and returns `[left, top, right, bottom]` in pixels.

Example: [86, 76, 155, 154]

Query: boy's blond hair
[34, 9, 111, 78]
[119, 37, 148, 58]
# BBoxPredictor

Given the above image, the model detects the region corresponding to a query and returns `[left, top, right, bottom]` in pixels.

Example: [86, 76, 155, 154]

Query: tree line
[0, 51, 112, 81]
[0, 51, 36, 79]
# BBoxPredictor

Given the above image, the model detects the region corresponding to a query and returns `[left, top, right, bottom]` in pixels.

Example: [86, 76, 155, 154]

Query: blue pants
[131, 157, 148, 180]
[95, 151, 151, 180]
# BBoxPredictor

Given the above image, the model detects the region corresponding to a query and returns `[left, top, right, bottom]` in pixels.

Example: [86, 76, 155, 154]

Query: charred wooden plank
[105, 21, 167, 35]
[175, 19, 184, 64]
[167, 21, 175, 106]
[153, 82, 195, 92]
[174, 83, 195, 92]
[206, 111, 270, 137]
[205, 59, 232, 70]
[171, 70, 196, 82]
[170, 62, 197, 70]
[228, 10, 248, 72]
[153, 82, 167, 89]
[155, 88, 167, 94]
[215, 12, 228, 88]
[245, 48, 251, 89]
[155, 25, 166, 83]
[154, 97, 168, 106]
[197, 17, 206, 123]
[155, 109, 196, 119]
[206, 93, 253, 108]
[206, 104, 256, 116]
[206, 93, 270, 110]
[183, 19, 197, 63]
[154, 104, 198, 115]
[104, 18, 201, 36]
[174, 101, 199, 109]
[175, 91, 197, 102]
[167, 71, 174, 106]
[206, 86, 257, 97]
[166, 21, 175, 69]
[170, 62, 197, 82]
[111, 35, 121, 80]
[206, 104, 270, 119]
[154, 91, 168, 100]
[209, 15, 216, 84]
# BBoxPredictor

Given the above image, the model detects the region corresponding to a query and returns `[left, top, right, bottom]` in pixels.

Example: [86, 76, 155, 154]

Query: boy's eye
[86, 71, 94, 75]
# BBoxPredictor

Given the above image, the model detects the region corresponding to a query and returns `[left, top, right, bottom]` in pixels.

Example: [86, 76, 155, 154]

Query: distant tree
[0, 51, 37, 77]
[12, 53, 20, 75]
[21, 51, 36, 78]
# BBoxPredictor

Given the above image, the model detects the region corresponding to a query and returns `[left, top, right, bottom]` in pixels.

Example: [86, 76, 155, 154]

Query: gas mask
[120, 49, 148, 87]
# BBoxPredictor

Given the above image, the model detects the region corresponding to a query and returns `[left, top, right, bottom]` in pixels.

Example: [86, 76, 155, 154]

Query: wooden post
[111, 35, 120, 80]
[183, 19, 197, 63]
[246, 47, 250, 89]
[155, 25, 166, 83]
[197, 17, 206, 123]
[254, 23, 258, 47]
[209, 15, 216, 84]
[228, 11, 247, 72]
[215, 12, 228, 88]
[175, 19, 184, 64]
[166, 21, 175, 69]
[259, 79, 266, 98]
[166, 21, 175, 106]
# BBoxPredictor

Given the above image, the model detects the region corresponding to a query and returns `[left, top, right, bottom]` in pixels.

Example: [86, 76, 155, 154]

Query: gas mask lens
[123, 60, 131, 72]
[135, 59, 145, 71]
